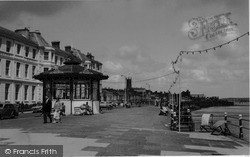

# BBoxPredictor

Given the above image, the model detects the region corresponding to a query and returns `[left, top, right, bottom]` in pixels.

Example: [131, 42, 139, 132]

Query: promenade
[0, 105, 249, 156]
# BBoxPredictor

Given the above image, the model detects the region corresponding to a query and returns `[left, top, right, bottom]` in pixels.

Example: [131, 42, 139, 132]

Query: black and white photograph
[0, 0, 249, 156]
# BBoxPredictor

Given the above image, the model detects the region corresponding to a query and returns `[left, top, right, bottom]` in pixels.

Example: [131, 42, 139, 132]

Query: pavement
[0, 105, 249, 156]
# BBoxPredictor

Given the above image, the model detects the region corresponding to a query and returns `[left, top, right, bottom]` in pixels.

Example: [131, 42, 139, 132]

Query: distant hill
[221, 98, 249, 102]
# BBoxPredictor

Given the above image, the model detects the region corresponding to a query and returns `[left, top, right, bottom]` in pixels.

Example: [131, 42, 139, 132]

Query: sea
[192, 104, 249, 118]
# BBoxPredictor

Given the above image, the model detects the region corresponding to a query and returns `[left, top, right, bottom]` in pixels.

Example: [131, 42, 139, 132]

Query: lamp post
[146, 83, 150, 105]
[121, 75, 127, 105]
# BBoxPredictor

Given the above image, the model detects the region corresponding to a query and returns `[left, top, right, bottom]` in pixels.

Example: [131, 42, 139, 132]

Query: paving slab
[0, 105, 249, 156]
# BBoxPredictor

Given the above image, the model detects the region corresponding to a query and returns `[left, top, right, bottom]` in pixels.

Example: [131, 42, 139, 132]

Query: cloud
[188, 44, 203, 51]
[191, 69, 211, 82]
[181, 22, 190, 35]
[109, 75, 122, 82]
[119, 45, 138, 56]
[0, 1, 81, 22]
[116, 45, 165, 74]
[103, 61, 123, 72]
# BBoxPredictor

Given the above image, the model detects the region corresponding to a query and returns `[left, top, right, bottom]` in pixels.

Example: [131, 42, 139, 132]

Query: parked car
[100, 101, 113, 110]
[31, 104, 43, 113]
[0, 103, 19, 120]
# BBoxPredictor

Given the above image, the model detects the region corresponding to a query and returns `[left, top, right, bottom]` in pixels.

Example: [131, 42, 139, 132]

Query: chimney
[65, 46, 71, 53]
[33, 30, 41, 35]
[52, 41, 60, 49]
[15, 27, 30, 38]
[86, 52, 94, 59]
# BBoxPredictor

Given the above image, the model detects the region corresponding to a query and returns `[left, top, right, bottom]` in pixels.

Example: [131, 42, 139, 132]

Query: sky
[0, 0, 249, 98]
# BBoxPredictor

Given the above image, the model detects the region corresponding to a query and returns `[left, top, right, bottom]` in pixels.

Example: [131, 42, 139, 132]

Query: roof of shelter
[33, 60, 108, 81]
[0, 26, 38, 47]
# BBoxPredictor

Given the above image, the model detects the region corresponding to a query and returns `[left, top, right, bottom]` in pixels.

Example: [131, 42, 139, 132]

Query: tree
[182, 90, 191, 98]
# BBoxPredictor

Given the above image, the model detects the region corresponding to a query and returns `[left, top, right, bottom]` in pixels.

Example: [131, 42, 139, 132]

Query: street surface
[0, 105, 249, 156]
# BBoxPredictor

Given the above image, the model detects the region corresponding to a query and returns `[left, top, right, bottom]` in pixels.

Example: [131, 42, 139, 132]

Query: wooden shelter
[33, 60, 108, 115]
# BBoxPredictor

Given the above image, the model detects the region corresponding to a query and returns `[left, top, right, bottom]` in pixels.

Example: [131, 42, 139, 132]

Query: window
[25, 64, 29, 78]
[53, 80, 90, 100]
[25, 46, 29, 57]
[16, 62, 20, 77]
[5, 83, 10, 100]
[17, 44, 21, 55]
[44, 67, 49, 72]
[55, 56, 58, 65]
[15, 84, 20, 100]
[32, 49, 36, 59]
[60, 58, 63, 65]
[73, 81, 90, 99]
[44, 52, 49, 60]
[32, 86, 35, 100]
[24, 85, 28, 100]
[51, 53, 54, 62]
[6, 41, 11, 52]
[0, 38, 2, 48]
[53, 82, 70, 99]
[32, 66, 36, 76]
[93, 81, 98, 100]
[5, 60, 10, 76]
[0, 59, 1, 76]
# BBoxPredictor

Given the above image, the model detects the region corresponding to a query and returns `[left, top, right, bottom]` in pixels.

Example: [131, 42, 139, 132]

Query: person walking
[53, 97, 62, 123]
[20, 101, 24, 113]
[43, 95, 52, 123]
[60, 103, 65, 116]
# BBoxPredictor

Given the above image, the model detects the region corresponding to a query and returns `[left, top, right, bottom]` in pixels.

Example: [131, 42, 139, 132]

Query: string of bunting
[168, 73, 179, 92]
[102, 72, 176, 84]
[168, 31, 249, 92]
[173, 32, 249, 67]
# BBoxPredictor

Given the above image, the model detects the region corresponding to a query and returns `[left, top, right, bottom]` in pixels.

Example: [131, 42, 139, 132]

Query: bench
[159, 106, 168, 116]
[211, 120, 231, 135]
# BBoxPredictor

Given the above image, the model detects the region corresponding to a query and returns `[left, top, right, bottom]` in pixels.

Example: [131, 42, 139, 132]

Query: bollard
[173, 112, 177, 130]
[239, 114, 243, 139]
[170, 109, 173, 129]
[187, 109, 195, 131]
[224, 112, 228, 133]
[187, 109, 190, 121]
[187, 109, 191, 131]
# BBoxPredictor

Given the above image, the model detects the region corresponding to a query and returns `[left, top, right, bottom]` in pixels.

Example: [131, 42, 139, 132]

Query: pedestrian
[53, 97, 62, 123]
[43, 95, 52, 123]
[20, 101, 24, 113]
[60, 103, 65, 116]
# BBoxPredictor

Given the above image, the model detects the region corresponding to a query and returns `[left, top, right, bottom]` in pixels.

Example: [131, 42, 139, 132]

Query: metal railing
[170, 110, 249, 141]
[170, 109, 195, 131]
[224, 112, 249, 140]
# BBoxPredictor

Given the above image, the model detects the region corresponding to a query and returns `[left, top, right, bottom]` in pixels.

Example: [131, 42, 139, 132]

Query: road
[0, 105, 249, 156]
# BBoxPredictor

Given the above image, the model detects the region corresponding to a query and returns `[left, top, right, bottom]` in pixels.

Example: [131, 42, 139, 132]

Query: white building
[0, 27, 71, 105]
[0, 26, 105, 107]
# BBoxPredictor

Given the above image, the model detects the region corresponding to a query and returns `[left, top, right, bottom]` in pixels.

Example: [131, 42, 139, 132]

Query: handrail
[170, 110, 249, 141]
